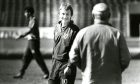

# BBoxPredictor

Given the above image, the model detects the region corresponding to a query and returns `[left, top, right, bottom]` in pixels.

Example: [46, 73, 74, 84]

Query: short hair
[24, 6, 34, 15]
[59, 3, 73, 16]
[92, 3, 110, 20]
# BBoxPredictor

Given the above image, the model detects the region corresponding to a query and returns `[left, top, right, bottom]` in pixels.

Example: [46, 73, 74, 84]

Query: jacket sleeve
[68, 27, 79, 52]
[68, 31, 81, 69]
[68, 28, 87, 69]
[119, 32, 131, 72]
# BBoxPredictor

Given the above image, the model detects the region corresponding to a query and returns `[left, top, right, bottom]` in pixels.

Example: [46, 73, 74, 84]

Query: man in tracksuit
[48, 3, 79, 84]
[13, 6, 49, 79]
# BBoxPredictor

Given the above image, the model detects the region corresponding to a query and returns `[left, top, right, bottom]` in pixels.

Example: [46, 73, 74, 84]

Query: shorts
[49, 59, 76, 84]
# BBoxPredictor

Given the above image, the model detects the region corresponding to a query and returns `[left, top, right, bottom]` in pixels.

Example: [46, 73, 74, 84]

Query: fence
[0, 0, 130, 32]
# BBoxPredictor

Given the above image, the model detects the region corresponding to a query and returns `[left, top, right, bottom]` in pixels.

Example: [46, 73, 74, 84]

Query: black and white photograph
[0, 0, 140, 84]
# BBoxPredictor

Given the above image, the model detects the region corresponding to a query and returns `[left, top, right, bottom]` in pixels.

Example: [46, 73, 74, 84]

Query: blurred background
[0, 0, 140, 58]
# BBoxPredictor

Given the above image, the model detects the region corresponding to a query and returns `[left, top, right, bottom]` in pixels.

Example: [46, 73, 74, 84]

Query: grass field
[0, 59, 140, 84]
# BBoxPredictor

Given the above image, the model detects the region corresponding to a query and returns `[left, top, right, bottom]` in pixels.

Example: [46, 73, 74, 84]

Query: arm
[67, 34, 81, 68]
[18, 18, 35, 39]
[68, 28, 88, 67]
[64, 32, 81, 75]
[64, 28, 87, 75]
[119, 33, 131, 72]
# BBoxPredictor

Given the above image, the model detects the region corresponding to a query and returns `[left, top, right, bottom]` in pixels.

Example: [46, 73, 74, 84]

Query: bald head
[92, 3, 110, 21]
[92, 3, 109, 15]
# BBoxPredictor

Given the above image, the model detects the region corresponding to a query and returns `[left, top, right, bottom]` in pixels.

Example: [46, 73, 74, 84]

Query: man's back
[78, 23, 130, 84]
[66, 3, 130, 84]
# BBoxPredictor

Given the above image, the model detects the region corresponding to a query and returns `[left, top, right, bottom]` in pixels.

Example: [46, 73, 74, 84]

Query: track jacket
[53, 20, 79, 61]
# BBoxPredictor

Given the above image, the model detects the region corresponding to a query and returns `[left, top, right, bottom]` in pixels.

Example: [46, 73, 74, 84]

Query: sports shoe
[13, 72, 23, 79]
[43, 74, 49, 79]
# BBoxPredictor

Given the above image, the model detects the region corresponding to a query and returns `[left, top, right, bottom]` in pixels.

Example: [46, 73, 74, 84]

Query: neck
[94, 19, 108, 24]
[28, 15, 34, 20]
[61, 21, 69, 27]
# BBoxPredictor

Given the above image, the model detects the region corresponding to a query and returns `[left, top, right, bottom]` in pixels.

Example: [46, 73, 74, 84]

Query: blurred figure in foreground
[48, 3, 79, 84]
[64, 3, 131, 84]
[13, 6, 49, 79]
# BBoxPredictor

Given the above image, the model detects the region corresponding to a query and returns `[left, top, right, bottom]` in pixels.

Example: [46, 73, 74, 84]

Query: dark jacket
[53, 21, 79, 61]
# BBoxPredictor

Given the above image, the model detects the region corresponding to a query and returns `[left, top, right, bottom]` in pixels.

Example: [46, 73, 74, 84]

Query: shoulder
[76, 27, 87, 38]
[109, 25, 121, 33]
[79, 27, 88, 34]
[32, 17, 37, 22]
[106, 25, 122, 39]
[105, 24, 120, 32]
[69, 21, 79, 31]
[73, 27, 87, 44]
[30, 17, 38, 25]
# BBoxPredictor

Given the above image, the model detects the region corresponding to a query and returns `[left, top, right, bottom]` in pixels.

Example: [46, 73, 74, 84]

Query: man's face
[59, 9, 72, 23]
